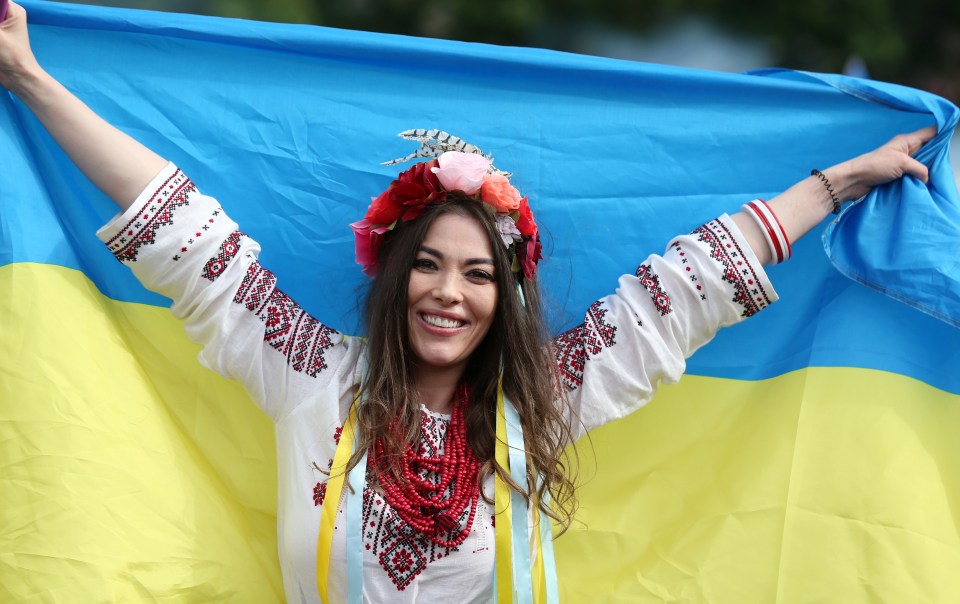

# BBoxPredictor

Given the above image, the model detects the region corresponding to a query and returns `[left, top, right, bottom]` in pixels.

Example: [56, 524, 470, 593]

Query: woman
[0, 3, 936, 602]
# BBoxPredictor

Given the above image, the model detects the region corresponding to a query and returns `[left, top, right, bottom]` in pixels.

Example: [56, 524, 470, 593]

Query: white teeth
[422, 314, 464, 329]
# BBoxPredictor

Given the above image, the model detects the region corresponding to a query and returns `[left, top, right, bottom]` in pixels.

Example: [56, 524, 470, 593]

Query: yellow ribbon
[316, 394, 361, 601]
[494, 385, 515, 602]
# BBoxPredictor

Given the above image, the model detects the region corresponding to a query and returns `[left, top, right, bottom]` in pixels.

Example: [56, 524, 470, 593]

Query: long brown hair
[353, 197, 579, 533]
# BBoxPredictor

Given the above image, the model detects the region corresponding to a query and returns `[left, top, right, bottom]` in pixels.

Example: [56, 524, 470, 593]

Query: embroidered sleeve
[554, 214, 777, 437]
[96, 163, 362, 422]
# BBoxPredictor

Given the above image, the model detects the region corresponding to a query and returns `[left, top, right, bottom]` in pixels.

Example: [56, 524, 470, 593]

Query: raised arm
[0, 2, 166, 209]
[731, 126, 936, 265]
[555, 126, 936, 435]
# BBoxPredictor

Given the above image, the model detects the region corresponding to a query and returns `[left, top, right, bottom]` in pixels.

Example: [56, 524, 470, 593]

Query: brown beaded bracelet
[811, 169, 842, 214]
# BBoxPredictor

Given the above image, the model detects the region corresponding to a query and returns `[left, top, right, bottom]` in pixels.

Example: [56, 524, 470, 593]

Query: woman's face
[407, 212, 498, 379]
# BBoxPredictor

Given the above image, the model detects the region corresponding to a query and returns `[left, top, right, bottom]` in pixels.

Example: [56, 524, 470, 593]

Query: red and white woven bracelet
[741, 199, 792, 264]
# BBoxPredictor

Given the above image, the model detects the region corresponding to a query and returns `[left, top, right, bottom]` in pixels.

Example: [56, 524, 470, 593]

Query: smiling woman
[0, 1, 940, 601]
[407, 212, 498, 410]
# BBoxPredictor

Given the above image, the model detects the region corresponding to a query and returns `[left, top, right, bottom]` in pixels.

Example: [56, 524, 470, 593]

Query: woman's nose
[432, 271, 463, 304]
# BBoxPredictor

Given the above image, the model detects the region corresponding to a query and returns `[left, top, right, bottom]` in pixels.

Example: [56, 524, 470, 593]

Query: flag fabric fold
[2, 1, 959, 602]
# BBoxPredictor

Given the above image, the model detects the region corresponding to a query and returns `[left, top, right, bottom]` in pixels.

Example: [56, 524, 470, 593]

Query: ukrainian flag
[2, 1, 959, 602]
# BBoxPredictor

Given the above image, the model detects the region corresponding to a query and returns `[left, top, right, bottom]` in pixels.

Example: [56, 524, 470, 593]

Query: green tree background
[58, 0, 959, 103]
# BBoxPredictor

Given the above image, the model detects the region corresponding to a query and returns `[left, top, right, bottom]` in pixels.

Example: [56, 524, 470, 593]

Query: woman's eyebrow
[419, 245, 443, 259]
[418, 245, 494, 267]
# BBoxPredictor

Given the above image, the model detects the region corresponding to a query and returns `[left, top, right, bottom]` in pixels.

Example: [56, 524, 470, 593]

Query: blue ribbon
[539, 489, 559, 604]
[345, 446, 367, 603]
[503, 392, 534, 604]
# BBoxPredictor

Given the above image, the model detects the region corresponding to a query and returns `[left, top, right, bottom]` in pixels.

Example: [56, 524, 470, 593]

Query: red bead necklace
[372, 385, 482, 548]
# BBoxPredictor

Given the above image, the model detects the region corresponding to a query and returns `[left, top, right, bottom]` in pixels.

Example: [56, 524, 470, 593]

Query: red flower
[519, 237, 542, 281]
[515, 196, 537, 239]
[364, 190, 403, 226]
[366, 160, 446, 226]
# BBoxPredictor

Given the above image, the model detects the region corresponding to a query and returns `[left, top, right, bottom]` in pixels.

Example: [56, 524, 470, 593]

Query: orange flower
[480, 173, 521, 212]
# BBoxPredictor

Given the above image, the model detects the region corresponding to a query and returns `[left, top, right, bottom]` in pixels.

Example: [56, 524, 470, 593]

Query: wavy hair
[351, 197, 579, 533]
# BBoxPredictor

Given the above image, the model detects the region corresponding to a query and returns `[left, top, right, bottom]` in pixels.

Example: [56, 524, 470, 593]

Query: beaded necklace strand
[372, 385, 482, 547]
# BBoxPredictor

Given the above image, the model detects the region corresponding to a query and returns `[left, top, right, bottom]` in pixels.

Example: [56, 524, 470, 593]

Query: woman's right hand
[0, 0, 168, 209]
[0, 2, 42, 92]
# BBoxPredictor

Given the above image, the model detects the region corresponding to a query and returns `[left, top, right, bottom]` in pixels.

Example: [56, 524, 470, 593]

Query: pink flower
[480, 173, 521, 212]
[350, 218, 393, 277]
[430, 151, 490, 195]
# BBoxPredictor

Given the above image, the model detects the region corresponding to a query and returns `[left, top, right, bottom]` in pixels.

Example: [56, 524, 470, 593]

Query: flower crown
[350, 129, 542, 280]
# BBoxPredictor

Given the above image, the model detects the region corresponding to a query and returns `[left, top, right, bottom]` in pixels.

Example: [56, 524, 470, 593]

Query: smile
[420, 313, 466, 329]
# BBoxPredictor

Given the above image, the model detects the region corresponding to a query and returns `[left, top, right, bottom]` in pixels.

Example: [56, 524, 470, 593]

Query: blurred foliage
[57, 0, 959, 102]
[312, 0, 959, 102]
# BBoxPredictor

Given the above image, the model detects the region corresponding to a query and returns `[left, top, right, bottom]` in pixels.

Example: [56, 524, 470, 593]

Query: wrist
[4, 63, 55, 105]
[821, 163, 864, 203]
[809, 168, 841, 215]
[809, 163, 862, 215]
[2, 58, 47, 98]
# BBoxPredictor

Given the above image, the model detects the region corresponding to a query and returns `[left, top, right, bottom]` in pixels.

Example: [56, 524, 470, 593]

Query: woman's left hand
[823, 125, 937, 202]
[734, 125, 938, 265]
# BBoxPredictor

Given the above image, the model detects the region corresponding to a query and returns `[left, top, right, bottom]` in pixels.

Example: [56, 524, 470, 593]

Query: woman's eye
[467, 269, 495, 282]
[413, 258, 436, 271]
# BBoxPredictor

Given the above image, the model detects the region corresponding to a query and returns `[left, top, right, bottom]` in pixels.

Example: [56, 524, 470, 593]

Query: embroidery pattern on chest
[362, 412, 475, 590]
[312, 419, 488, 591]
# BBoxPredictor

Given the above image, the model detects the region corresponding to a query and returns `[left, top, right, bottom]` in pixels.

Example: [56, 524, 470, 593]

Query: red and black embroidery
[669, 240, 709, 302]
[234, 262, 276, 311]
[635, 263, 672, 316]
[233, 262, 339, 377]
[310, 415, 488, 591]
[105, 169, 196, 263]
[692, 219, 773, 317]
[312, 425, 345, 507]
[552, 301, 618, 391]
[313, 482, 327, 506]
[359, 412, 475, 591]
[202, 231, 246, 281]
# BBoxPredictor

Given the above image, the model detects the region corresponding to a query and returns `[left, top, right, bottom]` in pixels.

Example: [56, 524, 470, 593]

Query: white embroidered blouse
[97, 163, 776, 603]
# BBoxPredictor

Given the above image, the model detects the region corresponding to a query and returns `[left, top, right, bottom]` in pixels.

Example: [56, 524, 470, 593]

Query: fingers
[0, 2, 23, 29]
[888, 125, 938, 155]
[898, 126, 936, 182]
[901, 156, 930, 184]
[914, 124, 938, 140]
[907, 125, 938, 153]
